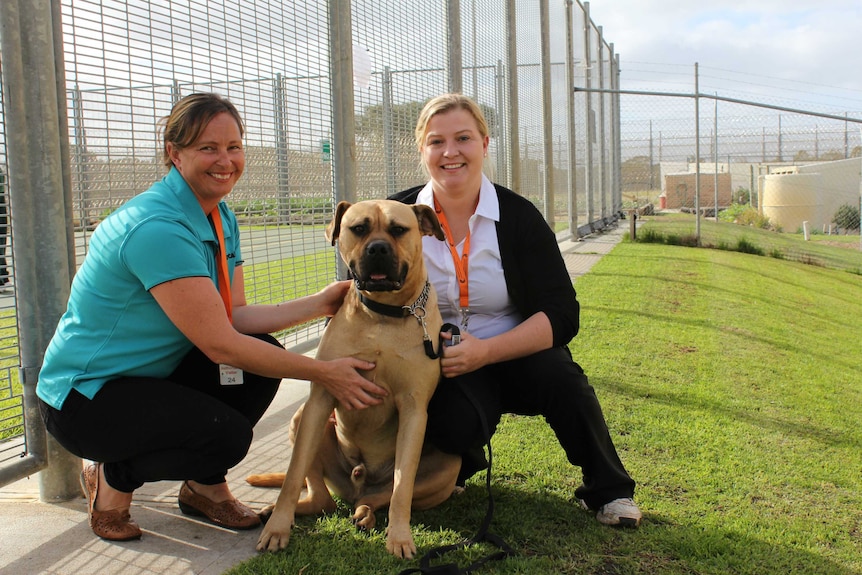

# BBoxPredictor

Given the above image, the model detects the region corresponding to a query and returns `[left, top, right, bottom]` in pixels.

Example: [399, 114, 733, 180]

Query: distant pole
[714, 94, 718, 220]
[649, 120, 654, 192]
[777, 114, 782, 162]
[694, 62, 701, 245]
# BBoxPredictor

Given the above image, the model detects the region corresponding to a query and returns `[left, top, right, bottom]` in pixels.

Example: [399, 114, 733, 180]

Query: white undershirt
[416, 175, 522, 339]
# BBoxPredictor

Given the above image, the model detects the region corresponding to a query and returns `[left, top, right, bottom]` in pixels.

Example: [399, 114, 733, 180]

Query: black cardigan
[389, 184, 580, 347]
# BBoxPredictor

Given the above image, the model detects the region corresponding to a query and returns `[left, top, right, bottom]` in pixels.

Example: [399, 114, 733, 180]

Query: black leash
[352, 285, 516, 572]
[397, 325, 516, 575]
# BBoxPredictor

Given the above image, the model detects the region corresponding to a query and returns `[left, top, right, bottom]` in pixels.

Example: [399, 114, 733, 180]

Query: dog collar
[356, 279, 431, 319]
[355, 281, 455, 359]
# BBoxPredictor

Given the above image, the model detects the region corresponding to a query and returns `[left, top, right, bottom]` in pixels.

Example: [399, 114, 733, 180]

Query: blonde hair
[158, 93, 245, 168]
[414, 93, 490, 151]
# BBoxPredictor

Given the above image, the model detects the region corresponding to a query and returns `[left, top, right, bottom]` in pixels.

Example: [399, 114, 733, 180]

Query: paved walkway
[0, 223, 625, 575]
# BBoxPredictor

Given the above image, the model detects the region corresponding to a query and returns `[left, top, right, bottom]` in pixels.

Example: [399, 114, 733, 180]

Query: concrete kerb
[0, 223, 626, 575]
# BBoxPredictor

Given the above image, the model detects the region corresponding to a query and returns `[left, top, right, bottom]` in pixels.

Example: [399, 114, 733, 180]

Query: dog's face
[326, 200, 444, 292]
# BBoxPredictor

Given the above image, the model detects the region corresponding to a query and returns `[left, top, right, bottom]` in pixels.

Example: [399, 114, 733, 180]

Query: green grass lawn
[226, 225, 862, 574]
[634, 211, 862, 274]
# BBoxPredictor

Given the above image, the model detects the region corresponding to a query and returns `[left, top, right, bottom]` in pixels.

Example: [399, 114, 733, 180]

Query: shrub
[832, 203, 860, 232]
[637, 228, 665, 244]
[736, 237, 764, 256]
[719, 203, 772, 229]
[718, 203, 748, 223]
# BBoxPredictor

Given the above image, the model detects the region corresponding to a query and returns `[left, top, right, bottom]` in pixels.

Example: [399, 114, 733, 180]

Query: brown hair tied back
[158, 93, 245, 168]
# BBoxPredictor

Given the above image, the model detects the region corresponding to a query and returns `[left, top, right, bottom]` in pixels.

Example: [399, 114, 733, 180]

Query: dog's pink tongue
[371, 274, 386, 280]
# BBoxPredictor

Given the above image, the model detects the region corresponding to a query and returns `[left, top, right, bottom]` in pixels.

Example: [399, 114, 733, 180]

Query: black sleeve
[496, 186, 580, 346]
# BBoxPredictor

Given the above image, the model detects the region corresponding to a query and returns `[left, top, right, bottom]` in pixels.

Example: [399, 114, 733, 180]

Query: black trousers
[425, 345, 635, 509]
[40, 334, 282, 492]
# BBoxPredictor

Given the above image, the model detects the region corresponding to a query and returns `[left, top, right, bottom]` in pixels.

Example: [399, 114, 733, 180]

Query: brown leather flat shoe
[80, 463, 142, 541]
[178, 481, 261, 530]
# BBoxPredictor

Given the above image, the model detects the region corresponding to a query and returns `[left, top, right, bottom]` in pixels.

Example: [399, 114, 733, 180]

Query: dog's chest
[322, 305, 435, 363]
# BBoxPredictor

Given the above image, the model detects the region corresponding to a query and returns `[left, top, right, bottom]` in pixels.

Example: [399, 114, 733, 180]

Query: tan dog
[253, 200, 461, 559]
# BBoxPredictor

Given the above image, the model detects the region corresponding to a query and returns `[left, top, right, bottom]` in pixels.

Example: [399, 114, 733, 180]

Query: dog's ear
[326, 201, 352, 246]
[412, 204, 446, 241]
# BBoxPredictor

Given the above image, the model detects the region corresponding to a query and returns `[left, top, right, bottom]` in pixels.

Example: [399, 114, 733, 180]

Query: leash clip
[402, 283, 433, 342]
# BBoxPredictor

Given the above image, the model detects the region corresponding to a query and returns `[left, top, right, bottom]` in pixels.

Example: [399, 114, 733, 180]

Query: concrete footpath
[0, 223, 626, 575]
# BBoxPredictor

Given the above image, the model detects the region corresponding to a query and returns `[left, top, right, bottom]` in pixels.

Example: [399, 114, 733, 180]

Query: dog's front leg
[386, 398, 429, 559]
[257, 385, 335, 552]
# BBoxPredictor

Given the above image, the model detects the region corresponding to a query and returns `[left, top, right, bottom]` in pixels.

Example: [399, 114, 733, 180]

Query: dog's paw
[255, 512, 295, 552]
[351, 504, 376, 531]
[385, 525, 417, 559]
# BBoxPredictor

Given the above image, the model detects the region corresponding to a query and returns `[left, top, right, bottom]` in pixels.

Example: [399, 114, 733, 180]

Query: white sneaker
[594, 498, 642, 527]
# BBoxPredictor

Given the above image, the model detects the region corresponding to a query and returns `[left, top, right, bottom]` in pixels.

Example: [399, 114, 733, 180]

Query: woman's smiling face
[168, 111, 245, 205]
[421, 107, 489, 195]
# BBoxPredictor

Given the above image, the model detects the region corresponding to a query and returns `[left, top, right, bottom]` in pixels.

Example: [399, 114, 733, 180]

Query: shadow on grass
[226, 481, 855, 575]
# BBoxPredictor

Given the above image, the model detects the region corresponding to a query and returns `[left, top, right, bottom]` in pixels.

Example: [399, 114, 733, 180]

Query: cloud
[585, 0, 862, 110]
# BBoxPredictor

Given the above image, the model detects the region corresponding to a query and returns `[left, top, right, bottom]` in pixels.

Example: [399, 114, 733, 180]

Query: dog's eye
[350, 224, 368, 236]
[389, 225, 407, 237]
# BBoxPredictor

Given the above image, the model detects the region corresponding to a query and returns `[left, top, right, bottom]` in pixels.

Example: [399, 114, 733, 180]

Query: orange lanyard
[210, 206, 233, 323]
[433, 197, 470, 325]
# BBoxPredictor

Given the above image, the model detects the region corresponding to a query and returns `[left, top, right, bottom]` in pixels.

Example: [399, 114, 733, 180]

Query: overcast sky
[584, 0, 862, 115]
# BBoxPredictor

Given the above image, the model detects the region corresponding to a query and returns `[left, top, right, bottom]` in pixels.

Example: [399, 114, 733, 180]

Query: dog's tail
[245, 472, 286, 487]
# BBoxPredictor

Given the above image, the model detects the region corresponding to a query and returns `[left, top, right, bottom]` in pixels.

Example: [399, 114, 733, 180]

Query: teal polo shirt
[37, 167, 242, 409]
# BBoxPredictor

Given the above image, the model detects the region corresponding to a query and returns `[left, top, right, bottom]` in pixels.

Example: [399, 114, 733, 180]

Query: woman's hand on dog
[315, 280, 353, 317]
[320, 357, 385, 410]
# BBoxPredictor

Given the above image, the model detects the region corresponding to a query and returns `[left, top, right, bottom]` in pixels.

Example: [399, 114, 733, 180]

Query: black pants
[425, 345, 635, 509]
[39, 334, 282, 493]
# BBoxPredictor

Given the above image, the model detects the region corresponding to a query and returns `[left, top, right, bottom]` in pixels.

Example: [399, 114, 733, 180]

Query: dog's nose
[365, 240, 392, 259]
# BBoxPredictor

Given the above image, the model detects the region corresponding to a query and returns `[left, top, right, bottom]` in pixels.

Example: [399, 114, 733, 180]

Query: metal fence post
[445, 0, 463, 95]
[383, 67, 396, 197]
[582, 2, 594, 228]
[694, 62, 702, 245]
[328, 0, 356, 281]
[565, 0, 578, 239]
[0, 0, 82, 499]
[597, 26, 607, 222]
[505, 0, 520, 193]
[274, 73, 291, 223]
[494, 59, 509, 189]
[539, 0, 554, 225]
[612, 48, 623, 215]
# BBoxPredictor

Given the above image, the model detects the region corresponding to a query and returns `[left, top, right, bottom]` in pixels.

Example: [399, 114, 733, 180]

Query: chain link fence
[614, 89, 861, 220]
[1, 0, 859, 490]
[0, 0, 620, 490]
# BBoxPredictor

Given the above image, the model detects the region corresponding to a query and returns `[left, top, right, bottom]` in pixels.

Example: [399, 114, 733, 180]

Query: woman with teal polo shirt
[37, 93, 386, 542]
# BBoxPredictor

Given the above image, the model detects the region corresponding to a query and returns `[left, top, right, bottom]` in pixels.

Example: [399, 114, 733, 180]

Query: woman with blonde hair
[390, 93, 641, 527]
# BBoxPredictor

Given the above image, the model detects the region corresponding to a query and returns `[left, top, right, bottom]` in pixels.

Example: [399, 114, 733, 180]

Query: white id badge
[219, 364, 244, 386]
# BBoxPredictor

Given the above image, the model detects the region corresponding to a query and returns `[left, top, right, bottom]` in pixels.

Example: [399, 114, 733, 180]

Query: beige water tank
[761, 173, 823, 232]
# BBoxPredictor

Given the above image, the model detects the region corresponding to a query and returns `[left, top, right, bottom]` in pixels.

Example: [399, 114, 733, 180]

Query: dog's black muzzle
[351, 239, 407, 291]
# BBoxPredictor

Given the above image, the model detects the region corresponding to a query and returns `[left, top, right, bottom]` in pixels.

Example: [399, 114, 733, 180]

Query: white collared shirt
[416, 175, 522, 339]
